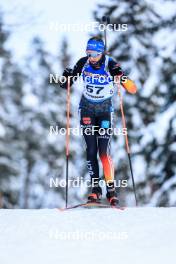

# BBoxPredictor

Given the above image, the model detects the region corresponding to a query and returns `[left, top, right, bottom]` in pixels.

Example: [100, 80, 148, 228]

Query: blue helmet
[86, 38, 105, 53]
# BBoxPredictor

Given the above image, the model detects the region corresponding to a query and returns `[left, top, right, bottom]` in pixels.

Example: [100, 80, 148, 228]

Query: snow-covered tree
[93, 0, 176, 206]
[0, 13, 25, 207]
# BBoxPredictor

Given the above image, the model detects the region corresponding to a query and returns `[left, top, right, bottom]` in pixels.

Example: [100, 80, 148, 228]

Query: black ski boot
[87, 186, 102, 203]
[106, 181, 119, 206]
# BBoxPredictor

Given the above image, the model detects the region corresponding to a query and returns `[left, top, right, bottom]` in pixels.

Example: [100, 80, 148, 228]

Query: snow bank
[0, 208, 175, 264]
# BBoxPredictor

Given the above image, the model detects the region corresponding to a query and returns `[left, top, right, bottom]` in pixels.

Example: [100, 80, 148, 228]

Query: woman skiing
[60, 36, 137, 206]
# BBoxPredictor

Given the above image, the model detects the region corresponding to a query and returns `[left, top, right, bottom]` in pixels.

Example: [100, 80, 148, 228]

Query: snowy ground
[0, 208, 175, 264]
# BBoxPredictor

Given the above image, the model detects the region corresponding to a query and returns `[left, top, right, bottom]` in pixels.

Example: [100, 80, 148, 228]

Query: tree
[93, 0, 176, 206]
[0, 13, 25, 207]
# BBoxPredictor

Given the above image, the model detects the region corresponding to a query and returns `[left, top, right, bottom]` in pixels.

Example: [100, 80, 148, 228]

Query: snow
[0, 123, 6, 137]
[147, 0, 176, 19]
[22, 93, 39, 108]
[0, 208, 175, 264]
[149, 176, 176, 206]
[132, 155, 147, 182]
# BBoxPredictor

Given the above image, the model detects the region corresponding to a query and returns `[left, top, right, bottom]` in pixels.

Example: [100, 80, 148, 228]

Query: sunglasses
[86, 52, 102, 58]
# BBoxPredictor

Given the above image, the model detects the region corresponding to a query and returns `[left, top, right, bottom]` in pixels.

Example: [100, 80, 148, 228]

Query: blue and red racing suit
[61, 54, 136, 190]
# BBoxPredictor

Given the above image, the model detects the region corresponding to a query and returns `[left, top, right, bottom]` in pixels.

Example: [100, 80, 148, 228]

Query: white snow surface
[0, 208, 175, 264]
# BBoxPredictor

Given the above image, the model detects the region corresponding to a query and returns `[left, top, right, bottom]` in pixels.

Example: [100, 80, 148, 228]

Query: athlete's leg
[97, 112, 118, 205]
[79, 108, 102, 198]
[97, 111, 114, 183]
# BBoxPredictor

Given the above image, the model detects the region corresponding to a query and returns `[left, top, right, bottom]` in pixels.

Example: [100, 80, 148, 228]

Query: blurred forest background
[0, 0, 176, 208]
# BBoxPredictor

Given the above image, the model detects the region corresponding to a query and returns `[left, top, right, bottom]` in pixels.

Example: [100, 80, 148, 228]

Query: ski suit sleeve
[60, 57, 87, 89]
[108, 58, 137, 94]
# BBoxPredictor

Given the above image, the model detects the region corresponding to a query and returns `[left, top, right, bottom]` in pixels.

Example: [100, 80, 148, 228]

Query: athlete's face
[86, 50, 103, 64]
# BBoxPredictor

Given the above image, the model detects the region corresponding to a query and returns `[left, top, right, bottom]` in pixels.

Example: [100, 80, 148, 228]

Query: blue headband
[86, 39, 105, 53]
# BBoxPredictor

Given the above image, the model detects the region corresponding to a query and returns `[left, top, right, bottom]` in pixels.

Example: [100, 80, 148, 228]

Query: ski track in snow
[0, 208, 175, 264]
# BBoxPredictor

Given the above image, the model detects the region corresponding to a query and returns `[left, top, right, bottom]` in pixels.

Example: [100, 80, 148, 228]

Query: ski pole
[117, 79, 138, 206]
[102, 16, 110, 52]
[65, 77, 71, 208]
[102, 16, 137, 205]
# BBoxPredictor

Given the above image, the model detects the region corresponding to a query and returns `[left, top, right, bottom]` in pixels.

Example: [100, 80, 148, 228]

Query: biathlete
[60, 36, 137, 206]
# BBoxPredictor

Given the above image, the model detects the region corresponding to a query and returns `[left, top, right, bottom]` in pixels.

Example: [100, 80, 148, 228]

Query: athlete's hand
[122, 79, 137, 94]
[59, 68, 73, 89]
[121, 78, 137, 94]
[114, 76, 137, 94]
[62, 67, 73, 78]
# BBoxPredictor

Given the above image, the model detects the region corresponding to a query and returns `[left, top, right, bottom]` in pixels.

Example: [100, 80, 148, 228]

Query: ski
[58, 202, 125, 211]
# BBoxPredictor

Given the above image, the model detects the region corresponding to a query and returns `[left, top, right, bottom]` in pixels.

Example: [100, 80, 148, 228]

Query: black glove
[60, 68, 73, 89]
[62, 67, 73, 78]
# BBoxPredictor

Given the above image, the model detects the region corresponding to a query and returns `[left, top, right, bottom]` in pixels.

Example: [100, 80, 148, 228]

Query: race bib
[83, 83, 114, 102]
